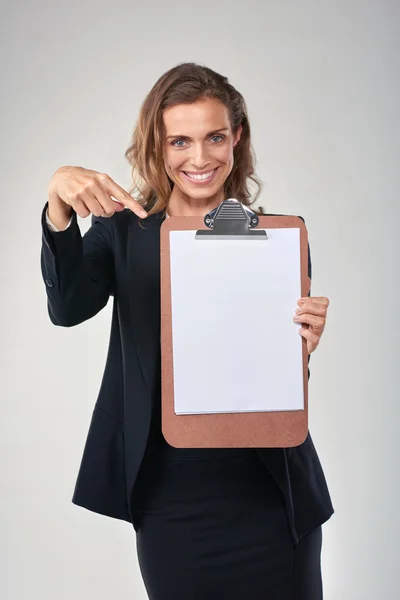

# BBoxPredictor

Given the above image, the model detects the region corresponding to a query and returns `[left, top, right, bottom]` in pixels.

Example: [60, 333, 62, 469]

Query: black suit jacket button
[45, 278, 54, 288]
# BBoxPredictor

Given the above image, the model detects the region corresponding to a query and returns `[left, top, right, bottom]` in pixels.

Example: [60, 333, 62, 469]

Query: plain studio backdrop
[1, 1, 398, 598]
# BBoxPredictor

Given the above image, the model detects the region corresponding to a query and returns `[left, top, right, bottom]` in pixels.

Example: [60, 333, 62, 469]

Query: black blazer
[40, 201, 334, 544]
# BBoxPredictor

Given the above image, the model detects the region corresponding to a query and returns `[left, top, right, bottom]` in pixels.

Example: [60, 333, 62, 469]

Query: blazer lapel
[127, 212, 166, 398]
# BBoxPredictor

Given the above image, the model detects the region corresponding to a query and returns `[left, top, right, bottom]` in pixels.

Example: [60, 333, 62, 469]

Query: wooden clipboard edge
[160, 215, 309, 449]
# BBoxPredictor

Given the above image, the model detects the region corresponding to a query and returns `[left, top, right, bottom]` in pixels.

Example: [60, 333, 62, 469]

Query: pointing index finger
[105, 177, 148, 217]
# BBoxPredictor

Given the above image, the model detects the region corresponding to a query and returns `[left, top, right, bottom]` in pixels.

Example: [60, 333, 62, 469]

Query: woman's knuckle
[75, 188, 86, 200]
[97, 172, 110, 183]
[83, 180, 96, 193]
[66, 191, 77, 202]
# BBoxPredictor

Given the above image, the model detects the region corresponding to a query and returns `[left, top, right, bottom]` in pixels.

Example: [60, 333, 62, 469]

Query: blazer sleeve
[40, 201, 115, 327]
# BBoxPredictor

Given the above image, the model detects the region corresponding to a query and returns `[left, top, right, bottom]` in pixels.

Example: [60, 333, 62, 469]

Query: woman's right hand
[48, 166, 148, 219]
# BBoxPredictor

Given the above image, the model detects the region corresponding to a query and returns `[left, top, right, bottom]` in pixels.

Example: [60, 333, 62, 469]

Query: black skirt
[133, 437, 323, 600]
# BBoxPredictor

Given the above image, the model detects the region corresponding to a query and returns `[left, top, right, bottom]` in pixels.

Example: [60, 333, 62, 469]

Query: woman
[41, 62, 333, 599]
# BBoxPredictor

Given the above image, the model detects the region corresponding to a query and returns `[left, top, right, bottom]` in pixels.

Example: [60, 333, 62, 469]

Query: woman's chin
[181, 187, 223, 203]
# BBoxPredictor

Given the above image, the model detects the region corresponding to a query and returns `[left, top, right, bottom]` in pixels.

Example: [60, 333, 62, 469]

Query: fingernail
[298, 299, 305, 305]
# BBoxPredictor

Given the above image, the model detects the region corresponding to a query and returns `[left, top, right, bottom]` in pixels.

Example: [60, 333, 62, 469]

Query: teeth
[185, 169, 216, 180]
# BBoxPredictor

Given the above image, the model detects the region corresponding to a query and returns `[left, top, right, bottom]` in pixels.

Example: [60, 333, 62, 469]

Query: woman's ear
[233, 124, 243, 147]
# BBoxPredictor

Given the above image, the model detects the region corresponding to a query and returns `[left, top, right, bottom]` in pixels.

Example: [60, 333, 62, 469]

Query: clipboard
[160, 199, 310, 448]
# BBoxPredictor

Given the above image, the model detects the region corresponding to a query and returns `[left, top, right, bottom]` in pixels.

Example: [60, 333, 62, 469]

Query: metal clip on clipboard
[195, 198, 268, 240]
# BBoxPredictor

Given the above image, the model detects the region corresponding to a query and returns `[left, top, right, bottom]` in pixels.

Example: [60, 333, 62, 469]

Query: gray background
[1, 0, 398, 598]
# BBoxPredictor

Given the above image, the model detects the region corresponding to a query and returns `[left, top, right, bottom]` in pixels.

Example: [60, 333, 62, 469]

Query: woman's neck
[167, 186, 224, 217]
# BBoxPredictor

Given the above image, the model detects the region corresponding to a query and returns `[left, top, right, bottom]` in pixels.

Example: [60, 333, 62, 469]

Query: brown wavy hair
[124, 62, 264, 221]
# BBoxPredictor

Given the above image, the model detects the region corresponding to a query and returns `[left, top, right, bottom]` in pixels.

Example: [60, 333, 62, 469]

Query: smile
[181, 168, 218, 184]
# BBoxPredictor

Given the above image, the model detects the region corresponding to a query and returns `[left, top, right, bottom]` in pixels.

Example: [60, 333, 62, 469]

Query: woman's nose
[190, 143, 211, 169]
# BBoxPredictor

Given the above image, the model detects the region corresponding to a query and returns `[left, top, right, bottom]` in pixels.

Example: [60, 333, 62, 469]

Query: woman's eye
[171, 135, 224, 148]
[172, 139, 186, 147]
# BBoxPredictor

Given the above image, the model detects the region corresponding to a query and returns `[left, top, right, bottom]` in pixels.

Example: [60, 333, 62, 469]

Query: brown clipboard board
[160, 201, 310, 449]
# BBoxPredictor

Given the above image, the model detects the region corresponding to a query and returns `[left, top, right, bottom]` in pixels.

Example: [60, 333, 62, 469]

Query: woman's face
[162, 97, 242, 201]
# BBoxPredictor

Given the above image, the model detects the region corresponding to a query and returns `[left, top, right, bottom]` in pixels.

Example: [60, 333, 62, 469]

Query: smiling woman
[42, 61, 333, 600]
[124, 63, 263, 220]
[162, 99, 242, 216]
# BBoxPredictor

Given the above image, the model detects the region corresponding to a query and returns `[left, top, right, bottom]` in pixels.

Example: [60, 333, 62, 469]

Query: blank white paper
[169, 228, 304, 414]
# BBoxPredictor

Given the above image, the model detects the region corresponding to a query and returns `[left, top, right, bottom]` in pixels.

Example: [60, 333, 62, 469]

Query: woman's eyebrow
[166, 128, 229, 140]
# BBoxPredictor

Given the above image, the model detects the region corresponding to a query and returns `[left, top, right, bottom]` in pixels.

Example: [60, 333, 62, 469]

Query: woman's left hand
[293, 296, 329, 354]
